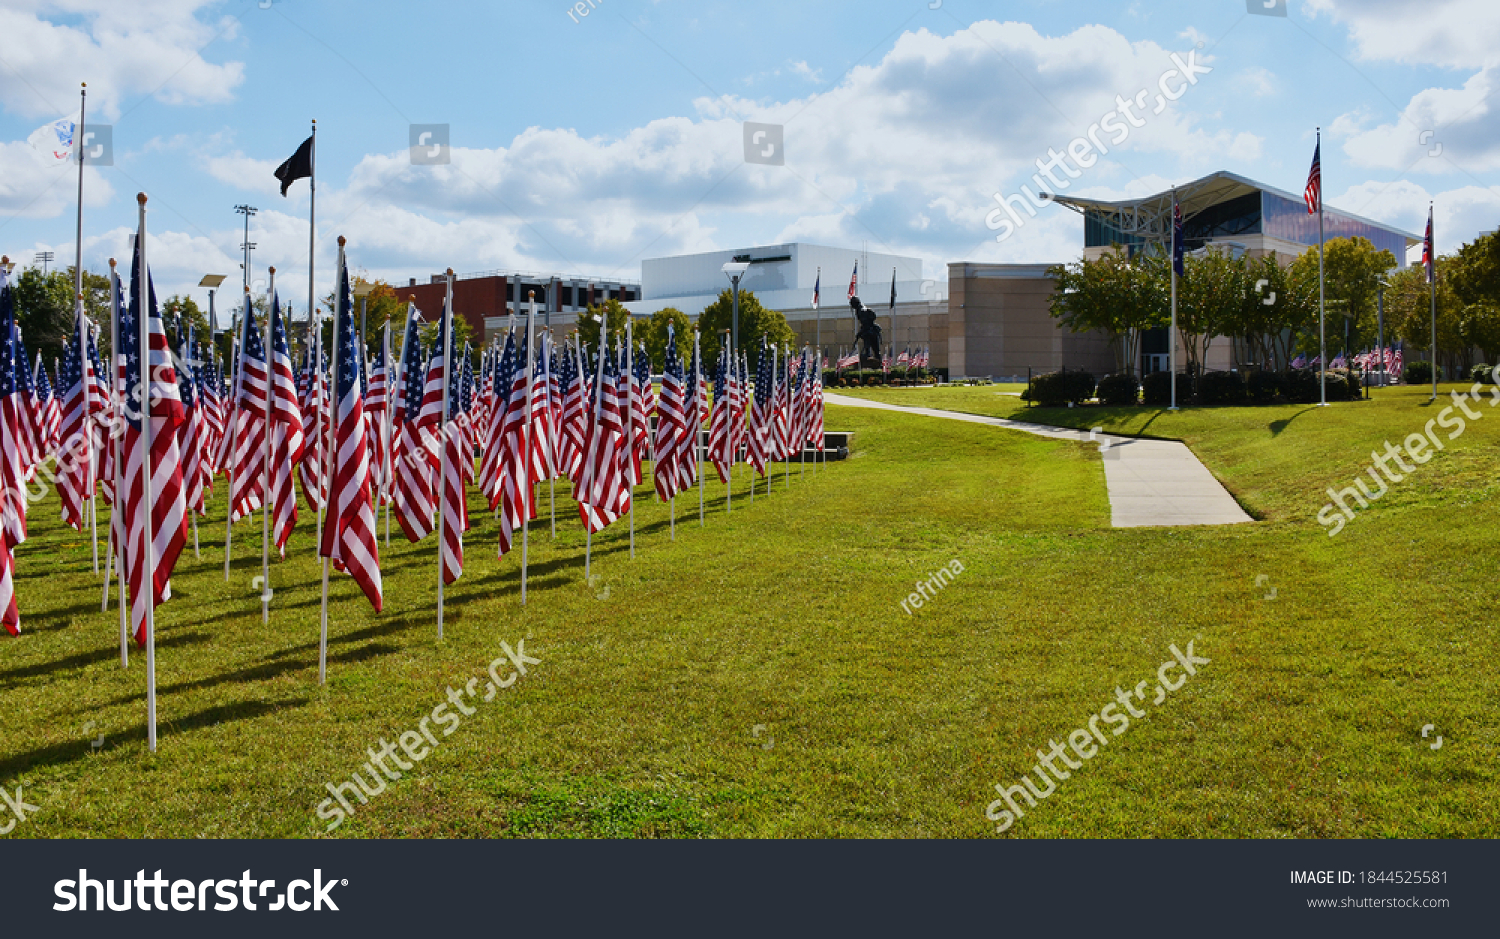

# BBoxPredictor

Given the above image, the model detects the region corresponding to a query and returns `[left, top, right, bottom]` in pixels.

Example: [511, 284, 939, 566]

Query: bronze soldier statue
[850, 296, 883, 367]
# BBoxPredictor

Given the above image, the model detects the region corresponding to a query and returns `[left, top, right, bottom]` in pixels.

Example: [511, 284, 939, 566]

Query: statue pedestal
[858, 353, 882, 370]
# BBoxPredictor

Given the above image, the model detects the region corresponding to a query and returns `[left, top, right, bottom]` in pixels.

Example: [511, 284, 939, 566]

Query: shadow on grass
[0, 631, 212, 684]
[93, 643, 400, 709]
[1269, 406, 1320, 437]
[0, 697, 310, 779]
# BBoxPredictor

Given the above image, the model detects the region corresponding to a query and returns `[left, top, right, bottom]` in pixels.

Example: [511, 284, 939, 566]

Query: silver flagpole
[625, 320, 635, 558]
[724, 331, 732, 515]
[109, 259, 128, 666]
[521, 290, 535, 604]
[382, 322, 392, 546]
[1170, 187, 1179, 412]
[261, 267, 276, 624]
[437, 269, 453, 637]
[135, 193, 159, 752]
[1317, 128, 1328, 407]
[224, 291, 246, 581]
[546, 331, 556, 539]
[1429, 202, 1438, 401]
[319, 238, 346, 683]
[585, 329, 606, 579]
[74, 85, 100, 576]
[695, 328, 704, 526]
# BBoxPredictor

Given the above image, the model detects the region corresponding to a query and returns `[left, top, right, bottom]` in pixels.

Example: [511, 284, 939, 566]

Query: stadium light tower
[37, 250, 55, 275]
[234, 204, 258, 292]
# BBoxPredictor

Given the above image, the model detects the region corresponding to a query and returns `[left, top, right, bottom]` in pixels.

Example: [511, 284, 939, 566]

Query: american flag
[0, 266, 27, 635]
[707, 347, 732, 484]
[479, 331, 514, 510]
[55, 313, 101, 531]
[896, 348, 910, 367]
[298, 335, 328, 512]
[558, 339, 587, 483]
[812, 269, 820, 310]
[772, 348, 790, 461]
[576, 337, 628, 534]
[529, 334, 558, 484]
[173, 320, 207, 519]
[436, 317, 467, 585]
[680, 331, 703, 493]
[848, 261, 858, 300]
[119, 229, 189, 646]
[393, 305, 435, 542]
[730, 351, 747, 466]
[228, 293, 267, 524]
[365, 323, 391, 506]
[12, 327, 40, 479]
[1422, 206, 1435, 283]
[317, 250, 382, 611]
[747, 339, 772, 477]
[654, 326, 687, 501]
[497, 327, 536, 558]
[836, 350, 859, 370]
[459, 341, 478, 486]
[619, 339, 643, 487]
[267, 295, 305, 555]
[1172, 196, 1185, 277]
[35, 356, 60, 458]
[1304, 137, 1321, 215]
[807, 355, 825, 452]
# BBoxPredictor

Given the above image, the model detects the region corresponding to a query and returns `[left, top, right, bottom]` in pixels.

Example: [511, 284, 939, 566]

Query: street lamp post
[722, 261, 750, 371]
[1376, 279, 1389, 389]
[199, 274, 227, 342]
[353, 279, 375, 354]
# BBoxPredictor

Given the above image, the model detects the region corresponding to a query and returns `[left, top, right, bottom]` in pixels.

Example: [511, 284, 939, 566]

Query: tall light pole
[234, 204, 258, 292]
[200, 273, 227, 342]
[722, 261, 749, 369]
[37, 250, 55, 275]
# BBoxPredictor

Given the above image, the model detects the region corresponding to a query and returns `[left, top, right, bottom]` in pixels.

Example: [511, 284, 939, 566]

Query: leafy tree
[1176, 248, 1253, 375]
[1286, 237, 1397, 356]
[696, 288, 794, 372]
[1047, 247, 1167, 376]
[574, 298, 633, 356]
[640, 307, 693, 371]
[1237, 253, 1318, 369]
[1386, 262, 1464, 377]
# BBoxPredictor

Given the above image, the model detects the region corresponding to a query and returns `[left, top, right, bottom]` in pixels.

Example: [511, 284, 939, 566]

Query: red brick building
[396, 271, 641, 343]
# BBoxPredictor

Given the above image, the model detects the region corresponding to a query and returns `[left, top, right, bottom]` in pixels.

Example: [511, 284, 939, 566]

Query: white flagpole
[695, 328, 704, 526]
[546, 331, 556, 539]
[724, 331, 732, 515]
[319, 239, 346, 683]
[1170, 187, 1179, 412]
[625, 319, 636, 559]
[134, 193, 158, 752]
[436, 269, 453, 637]
[72, 84, 101, 576]
[521, 290, 535, 605]
[585, 329, 606, 579]
[260, 267, 276, 624]
[109, 259, 128, 667]
[382, 322, 392, 546]
[1429, 202, 1438, 401]
[224, 295, 244, 582]
[1317, 128, 1328, 408]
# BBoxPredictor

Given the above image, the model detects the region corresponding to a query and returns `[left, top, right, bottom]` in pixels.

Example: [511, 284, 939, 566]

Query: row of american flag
[831, 346, 932, 372]
[0, 233, 832, 647]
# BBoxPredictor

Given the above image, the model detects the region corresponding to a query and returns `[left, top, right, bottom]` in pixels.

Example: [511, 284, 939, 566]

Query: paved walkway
[824, 393, 1252, 528]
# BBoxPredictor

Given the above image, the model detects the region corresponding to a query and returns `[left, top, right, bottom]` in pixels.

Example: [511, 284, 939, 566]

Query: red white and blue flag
[1422, 206, 1435, 283]
[1304, 137, 1321, 215]
[0, 266, 28, 634]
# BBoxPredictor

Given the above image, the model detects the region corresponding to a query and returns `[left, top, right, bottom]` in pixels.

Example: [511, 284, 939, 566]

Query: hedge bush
[1197, 370, 1247, 405]
[1096, 373, 1140, 406]
[1280, 368, 1319, 404]
[1403, 361, 1433, 384]
[1141, 371, 1192, 406]
[1028, 369, 1095, 407]
[1472, 364, 1494, 383]
[1247, 370, 1279, 403]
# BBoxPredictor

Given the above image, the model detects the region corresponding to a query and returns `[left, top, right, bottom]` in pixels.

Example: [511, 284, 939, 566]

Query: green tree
[1387, 262, 1464, 376]
[1236, 253, 1317, 369]
[696, 288, 794, 371]
[1286, 237, 1397, 356]
[161, 294, 212, 341]
[1176, 248, 1252, 375]
[1047, 247, 1167, 376]
[574, 298, 633, 355]
[640, 307, 693, 370]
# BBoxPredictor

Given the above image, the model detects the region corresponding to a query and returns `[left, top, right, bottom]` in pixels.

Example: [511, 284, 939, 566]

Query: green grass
[1, 387, 1495, 838]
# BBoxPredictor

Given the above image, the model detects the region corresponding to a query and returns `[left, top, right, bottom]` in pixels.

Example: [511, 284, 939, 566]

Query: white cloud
[1336, 65, 1500, 173]
[1305, 0, 1500, 69]
[0, 139, 113, 217]
[790, 60, 823, 83]
[0, 1, 244, 121]
[1237, 66, 1276, 97]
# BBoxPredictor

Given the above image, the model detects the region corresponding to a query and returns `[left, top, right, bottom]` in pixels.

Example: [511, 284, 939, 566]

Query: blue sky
[1, 0, 1497, 312]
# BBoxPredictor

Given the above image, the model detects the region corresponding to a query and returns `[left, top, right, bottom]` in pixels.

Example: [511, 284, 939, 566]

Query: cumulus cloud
[1335, 65, 1500, 174]
[0, 1, 244, 120]
[1305, 0, 1500, 69]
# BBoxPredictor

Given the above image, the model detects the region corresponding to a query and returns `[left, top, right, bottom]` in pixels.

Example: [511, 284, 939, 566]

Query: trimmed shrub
[1472, 363, 1494, 383]
[1028, 369, 1095, 407]
[1197, 370, 1247, 405]
[1247, 369, 1279, 403]
[1324, 368, 1358, 401]
[1280, 368, 1319, 404]
[1403, 360, 1433, 384]
[1141, 371, 1192, 406]
[1096, 373, 1140, 406]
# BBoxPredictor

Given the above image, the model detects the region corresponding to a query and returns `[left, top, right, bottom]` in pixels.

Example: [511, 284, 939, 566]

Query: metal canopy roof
[1046, 170, 1420, 248]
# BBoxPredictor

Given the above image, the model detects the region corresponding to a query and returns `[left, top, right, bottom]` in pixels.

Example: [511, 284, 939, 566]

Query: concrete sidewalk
[824, 393, 1252, 528]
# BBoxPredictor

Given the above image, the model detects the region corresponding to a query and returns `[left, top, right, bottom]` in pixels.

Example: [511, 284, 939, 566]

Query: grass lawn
[1, 385, 1495, 838]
